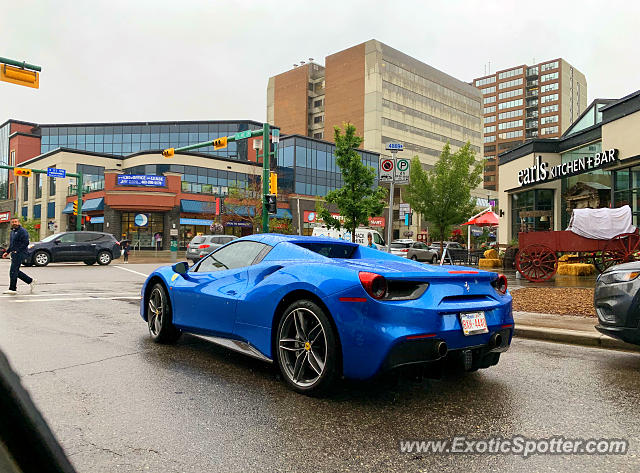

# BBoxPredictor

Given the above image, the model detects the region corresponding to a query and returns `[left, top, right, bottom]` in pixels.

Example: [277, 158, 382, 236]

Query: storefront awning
[180, 217, 213, 226]
[89, 216, 104, 224]
[180, 200, 209, 213]
[83, 198, 104, 212]
[270, 208, 293, 219]
[62, 202, 74, 214]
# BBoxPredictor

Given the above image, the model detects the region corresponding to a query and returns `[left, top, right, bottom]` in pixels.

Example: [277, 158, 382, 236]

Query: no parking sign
[379, 158, 394, 182]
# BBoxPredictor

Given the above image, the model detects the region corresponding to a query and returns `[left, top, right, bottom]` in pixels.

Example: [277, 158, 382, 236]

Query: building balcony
[526, 100, 538, 108]
[525, 121, 538, 129]
[526, 90, 538, 98]
[526, 111, 539, 119]
[526, 131, 539, 139]
[526, 80, 538, 87]
[68, 180, 104, 196]
[526, 67, 538, 77]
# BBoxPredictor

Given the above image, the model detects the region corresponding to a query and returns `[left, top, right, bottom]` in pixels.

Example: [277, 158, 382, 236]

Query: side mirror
[172, 262, 189, 275]
[53, 239, 60, 245]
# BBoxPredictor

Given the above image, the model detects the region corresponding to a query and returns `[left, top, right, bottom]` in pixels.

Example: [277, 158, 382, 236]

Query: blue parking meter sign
[47, 168, 66, 178]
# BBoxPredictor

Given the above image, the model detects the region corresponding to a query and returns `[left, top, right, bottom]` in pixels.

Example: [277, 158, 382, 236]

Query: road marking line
[8, 296, 141, 303]
[0, 292, 139, 298]
[113, 265, 149, 277]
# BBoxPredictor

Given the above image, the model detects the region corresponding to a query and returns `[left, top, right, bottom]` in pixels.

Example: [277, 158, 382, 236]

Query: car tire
[33, 251, 50, 267]
[147, 283, 181, 344]
[96, 251, 112, 265]
[84, 260, 96, 265]
[276, 299, 339, 395]
[431, 255, 438, 264]
[411, 256, 418, 261]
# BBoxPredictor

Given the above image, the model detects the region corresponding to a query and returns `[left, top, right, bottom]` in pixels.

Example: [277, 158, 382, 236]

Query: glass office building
[277, 134, 379, 196]
[37, 120, 264, 161]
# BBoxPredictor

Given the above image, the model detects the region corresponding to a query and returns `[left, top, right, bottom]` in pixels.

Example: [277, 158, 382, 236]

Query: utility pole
[163, 124, 279, 233]
[0, 164, 82, 230]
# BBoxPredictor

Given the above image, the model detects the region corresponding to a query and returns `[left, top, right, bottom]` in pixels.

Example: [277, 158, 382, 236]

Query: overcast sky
[1, 0, 638, 125]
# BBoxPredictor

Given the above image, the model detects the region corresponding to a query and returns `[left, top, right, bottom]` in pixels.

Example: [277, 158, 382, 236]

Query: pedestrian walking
[121, 240, 130, 263]
[2, 217, 36, 295]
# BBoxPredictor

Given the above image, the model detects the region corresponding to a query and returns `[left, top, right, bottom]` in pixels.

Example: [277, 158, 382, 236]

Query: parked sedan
[140, 234, 513, 395]
[594, 261, 640, 345]
[407, 241, 439, 263]
[389, 239, 415, 258]
[186, 234, 238, 262]
[25, 231, 121, 266]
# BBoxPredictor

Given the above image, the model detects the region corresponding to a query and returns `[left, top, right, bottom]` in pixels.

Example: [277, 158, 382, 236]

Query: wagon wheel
[515, 244, 558, 282]
[601, 233, 640, 271]
[591, 252, 606, 273]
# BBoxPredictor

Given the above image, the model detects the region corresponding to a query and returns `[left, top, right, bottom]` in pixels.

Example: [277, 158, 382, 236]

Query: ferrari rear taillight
[359, 272, 387, 300]
[401, 248, 409, 252]
[198, 244, 211, 249]
[492, 274, 508, 295]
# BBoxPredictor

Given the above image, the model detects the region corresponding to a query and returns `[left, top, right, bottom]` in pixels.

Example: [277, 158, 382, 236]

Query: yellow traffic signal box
[14, 167, 32, 177]
[73, 200, 78, 216]
[213, 137, 228, 150]
[162, 148, 175, 158]
[269, 172, 278, 195]
[0, 64, 39, 89]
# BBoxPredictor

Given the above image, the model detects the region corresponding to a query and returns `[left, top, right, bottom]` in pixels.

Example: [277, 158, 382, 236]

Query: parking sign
[379, 158, 394, 182]
[395, 158, 410, 184]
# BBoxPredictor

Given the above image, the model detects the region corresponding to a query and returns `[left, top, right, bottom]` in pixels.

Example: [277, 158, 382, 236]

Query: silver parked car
[407, 241, 439, 263]
[389, 239, 415, 258]
[594, 261, 640, 346]
[186, 235, 238, 262]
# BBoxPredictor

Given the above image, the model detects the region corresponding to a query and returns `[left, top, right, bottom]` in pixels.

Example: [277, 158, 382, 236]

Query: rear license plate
[460, 312, 488, 336]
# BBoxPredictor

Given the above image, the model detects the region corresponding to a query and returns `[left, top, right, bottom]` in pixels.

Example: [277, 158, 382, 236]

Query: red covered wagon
[515, 206, 640, 282]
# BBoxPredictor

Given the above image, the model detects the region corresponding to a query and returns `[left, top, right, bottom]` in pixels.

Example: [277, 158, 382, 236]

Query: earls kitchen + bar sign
[517, 148, 619, 187]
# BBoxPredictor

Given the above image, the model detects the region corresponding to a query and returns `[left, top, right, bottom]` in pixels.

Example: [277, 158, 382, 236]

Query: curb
[514, 325, 640, 353]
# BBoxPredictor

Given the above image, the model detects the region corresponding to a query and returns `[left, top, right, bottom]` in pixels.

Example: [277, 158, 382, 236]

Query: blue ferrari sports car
[140, 234, 513, 394]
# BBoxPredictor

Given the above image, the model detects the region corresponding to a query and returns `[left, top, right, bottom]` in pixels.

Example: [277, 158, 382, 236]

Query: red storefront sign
[0, 212, 10, 223]
[303, 211, 384, 227]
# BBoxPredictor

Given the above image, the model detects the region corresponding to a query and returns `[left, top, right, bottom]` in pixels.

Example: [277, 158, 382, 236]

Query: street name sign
[385, 143, 404, 151]
[47, 168, 66, 178]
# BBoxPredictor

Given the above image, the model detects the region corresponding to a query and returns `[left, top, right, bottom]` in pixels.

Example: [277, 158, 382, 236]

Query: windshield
[40, 233, 64, 243]
[190, 236, 206, 245]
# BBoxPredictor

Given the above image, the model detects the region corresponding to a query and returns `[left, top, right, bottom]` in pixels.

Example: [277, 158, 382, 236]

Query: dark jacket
[7, 226, 30, 254]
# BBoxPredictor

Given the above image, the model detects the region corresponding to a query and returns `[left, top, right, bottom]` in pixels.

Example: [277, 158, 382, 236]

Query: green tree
[20, 217, 40, 242]
[404, 142, 483, 252]
[318, 124, 387, 242]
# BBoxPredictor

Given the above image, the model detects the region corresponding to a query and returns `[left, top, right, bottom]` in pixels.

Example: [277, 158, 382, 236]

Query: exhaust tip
[488, 333, 503, 350]
[435, 341, 448, 358]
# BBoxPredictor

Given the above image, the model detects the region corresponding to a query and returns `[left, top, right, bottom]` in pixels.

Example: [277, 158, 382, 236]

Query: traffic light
[162, 148, 175, 158]
[72, 200, 78, 216]
[213, 137, 228, 150]
[0, 64, 39, 89]
[269, 172, 278, 195]
[266, 194, 277, 215]
[14, 167, 32, 177]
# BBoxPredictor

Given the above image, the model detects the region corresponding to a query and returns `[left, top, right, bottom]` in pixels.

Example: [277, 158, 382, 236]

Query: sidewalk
[514, 311, 640, 353]
[124, 250, 180, 264]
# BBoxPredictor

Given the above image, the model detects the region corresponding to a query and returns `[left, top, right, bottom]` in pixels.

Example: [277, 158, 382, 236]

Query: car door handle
[226, 290, 237, 295]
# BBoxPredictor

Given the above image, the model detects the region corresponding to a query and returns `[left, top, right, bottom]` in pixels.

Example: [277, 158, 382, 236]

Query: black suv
[25, 231, 121, 267]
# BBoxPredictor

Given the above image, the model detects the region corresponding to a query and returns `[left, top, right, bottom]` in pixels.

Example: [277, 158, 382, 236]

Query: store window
[561, 142, 612, 227]
[121, 212, 164, 249]
[613, 166, 640, 225]
[511, 189, 554, 239]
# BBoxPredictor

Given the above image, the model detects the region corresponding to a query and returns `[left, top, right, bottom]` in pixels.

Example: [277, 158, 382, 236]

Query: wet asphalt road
[1, 261, 639, 472]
